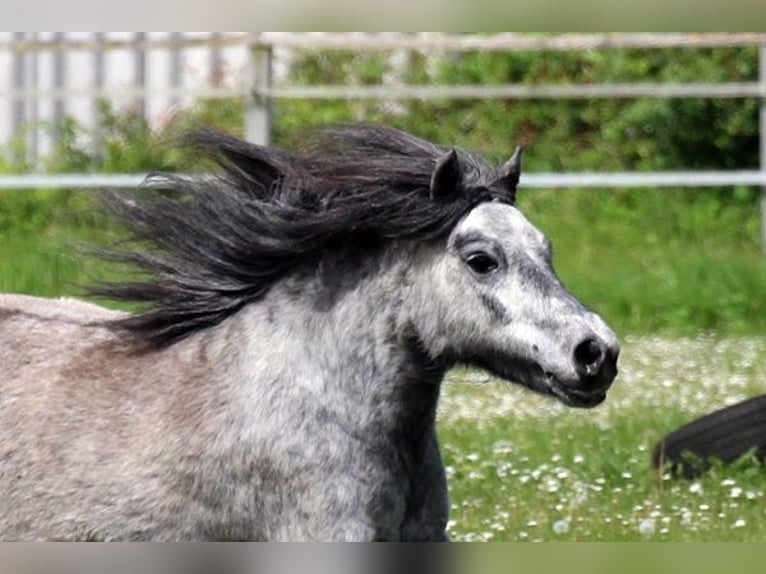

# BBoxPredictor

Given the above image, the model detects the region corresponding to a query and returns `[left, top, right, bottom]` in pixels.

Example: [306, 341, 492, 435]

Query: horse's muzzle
[545, 338, 620, 408]
[557, 337, 619, 407]
[573, 337, 619, 388]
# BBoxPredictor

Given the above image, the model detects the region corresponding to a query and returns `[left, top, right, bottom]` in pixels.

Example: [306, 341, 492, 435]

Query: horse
[0, 125, 619, 541]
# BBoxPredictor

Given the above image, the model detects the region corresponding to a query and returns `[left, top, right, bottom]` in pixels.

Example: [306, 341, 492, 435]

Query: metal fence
[0, 32, 248, 158]
[2, 32, 766, 248]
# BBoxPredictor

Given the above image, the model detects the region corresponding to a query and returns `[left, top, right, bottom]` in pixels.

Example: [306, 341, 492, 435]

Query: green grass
[439, 336, 766, 541]
[1, 234, 83, 296]
[0, 189, 117, 297]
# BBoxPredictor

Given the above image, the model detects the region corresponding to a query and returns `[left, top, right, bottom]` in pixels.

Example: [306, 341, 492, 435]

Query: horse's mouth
[477, 356, 612, 409]
[544, 371, 609, 409]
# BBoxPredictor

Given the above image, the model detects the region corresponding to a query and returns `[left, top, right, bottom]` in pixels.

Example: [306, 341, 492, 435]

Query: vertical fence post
[760, 44, 766, 253]
[52, 32, 66, 136]
[93, 33, 105, 95]
[133, 32, 147, 118]
[93, 33, 106, 154]
[210, 32, 223, 87]
[11, 33, 26, 164]
[27, 32, 39, 165]
[245, 36, 272, 147]
[169, 32, 183, 109]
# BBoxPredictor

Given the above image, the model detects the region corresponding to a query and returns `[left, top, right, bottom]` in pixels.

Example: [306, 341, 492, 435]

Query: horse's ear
[430, 149, 462, 201]
[494, 145, 522, 202]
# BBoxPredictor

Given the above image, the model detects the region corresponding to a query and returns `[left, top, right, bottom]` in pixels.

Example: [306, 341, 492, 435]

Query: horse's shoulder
[0, 293, 125, 324]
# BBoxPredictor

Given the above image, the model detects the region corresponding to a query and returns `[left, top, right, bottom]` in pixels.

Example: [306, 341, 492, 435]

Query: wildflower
[552, 518, 570, 535]
[732, 519, 746, 529]
[638, 518, 655, 536]
[570, 484, 589, 508]
[688, 482, 703, 494]
[544, 478, 561, 493]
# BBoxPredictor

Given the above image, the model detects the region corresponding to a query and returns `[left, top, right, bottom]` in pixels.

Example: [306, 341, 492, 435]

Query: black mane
[95, 125, 518, 349]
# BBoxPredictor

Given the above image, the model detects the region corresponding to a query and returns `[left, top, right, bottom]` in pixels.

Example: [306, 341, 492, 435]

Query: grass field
[0, 189, 121, 299]
[439, 335, 766, 541]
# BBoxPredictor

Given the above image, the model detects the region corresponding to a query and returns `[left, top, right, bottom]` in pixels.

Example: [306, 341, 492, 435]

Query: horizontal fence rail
[252, 32, 766, 52]
[2, 32, 766, 53]
[0, 174, 147, 189]
[3, 82, 765, 104]
[2, 171, 765, 190]
[262, 82, 766, 101]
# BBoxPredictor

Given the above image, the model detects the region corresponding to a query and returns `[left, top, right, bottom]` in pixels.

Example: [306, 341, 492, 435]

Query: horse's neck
[233, 257, 445, 435]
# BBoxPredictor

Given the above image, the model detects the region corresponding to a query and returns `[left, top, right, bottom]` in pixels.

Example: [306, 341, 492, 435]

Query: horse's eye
[465, 252, 499, 275]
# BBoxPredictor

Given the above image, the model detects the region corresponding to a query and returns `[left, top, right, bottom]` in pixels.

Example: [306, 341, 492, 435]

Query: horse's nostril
[573, 338, 606, 377]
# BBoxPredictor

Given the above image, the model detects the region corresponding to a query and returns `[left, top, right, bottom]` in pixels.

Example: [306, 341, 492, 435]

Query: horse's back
[0, 293, 123, 377]
[0, 293, 122, 324]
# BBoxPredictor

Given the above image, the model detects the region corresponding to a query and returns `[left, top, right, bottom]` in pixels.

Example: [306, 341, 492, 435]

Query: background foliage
[1, 45, 764, 335]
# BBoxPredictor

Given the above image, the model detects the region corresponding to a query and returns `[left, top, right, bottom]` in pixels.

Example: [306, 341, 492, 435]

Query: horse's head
[410, 148, 619, 408]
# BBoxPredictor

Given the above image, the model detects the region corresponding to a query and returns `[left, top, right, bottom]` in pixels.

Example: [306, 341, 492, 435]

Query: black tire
[652, 395, 766, 478]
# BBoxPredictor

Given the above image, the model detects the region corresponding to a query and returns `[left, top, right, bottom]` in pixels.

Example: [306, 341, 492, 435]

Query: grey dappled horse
[0, 126, 619, 541]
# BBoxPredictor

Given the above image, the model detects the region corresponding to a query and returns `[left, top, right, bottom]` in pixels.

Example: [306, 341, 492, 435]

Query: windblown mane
[96, 125, 517, 349]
